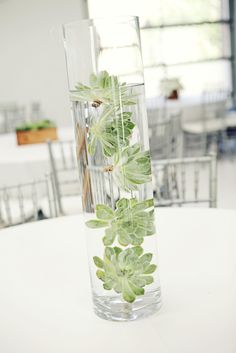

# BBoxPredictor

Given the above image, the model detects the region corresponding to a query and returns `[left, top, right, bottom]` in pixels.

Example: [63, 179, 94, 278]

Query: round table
[0, 208, 235, 353]
[0, 126, 74, 185]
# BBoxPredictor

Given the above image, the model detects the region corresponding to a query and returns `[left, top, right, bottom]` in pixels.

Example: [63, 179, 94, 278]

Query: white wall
[0, 0, 88, 126]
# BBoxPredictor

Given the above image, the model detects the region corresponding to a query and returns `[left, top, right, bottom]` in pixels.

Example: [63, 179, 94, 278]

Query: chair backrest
[183, 90, 229, 156]
[47, 139, 81, 215]
[183, 130, 207, 157]
[88, 165, 118, 209]
[149, 113, 182, 159]
[202, 90, 228, 121]
[152, 153, 217, 208]
[30, 101, 42, 121]
[0, 176, 55, 228]
[0, 103, 26, 133]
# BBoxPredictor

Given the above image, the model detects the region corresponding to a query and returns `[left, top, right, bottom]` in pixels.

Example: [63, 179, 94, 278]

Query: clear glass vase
[63, 16, 161, 321]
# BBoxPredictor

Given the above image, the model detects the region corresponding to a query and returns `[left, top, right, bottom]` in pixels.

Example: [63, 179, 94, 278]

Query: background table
[0, 126, 74, 185]
[147, 95, 210, 123]
[182, 113, 236, 134]
[0, 208, 235, 353]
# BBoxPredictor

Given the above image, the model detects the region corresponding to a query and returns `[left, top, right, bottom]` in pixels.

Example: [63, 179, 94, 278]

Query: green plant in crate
[93, 246, 157, 303]
[16, 119, 55, 131]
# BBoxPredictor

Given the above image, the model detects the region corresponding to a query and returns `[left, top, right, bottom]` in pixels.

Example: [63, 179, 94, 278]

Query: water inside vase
[70, 83, 162, 321]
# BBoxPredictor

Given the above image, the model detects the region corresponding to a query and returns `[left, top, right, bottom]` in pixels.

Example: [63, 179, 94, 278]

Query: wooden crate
[16, 127, 58, 145]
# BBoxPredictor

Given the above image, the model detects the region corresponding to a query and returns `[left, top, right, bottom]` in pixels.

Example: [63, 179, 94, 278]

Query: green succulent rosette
[112, 143, 152, 191]
[70, 70, 135, 106]
[86, 198, 155, 246]
[88, 109, 135, 157]
[93, 246, 157, 303]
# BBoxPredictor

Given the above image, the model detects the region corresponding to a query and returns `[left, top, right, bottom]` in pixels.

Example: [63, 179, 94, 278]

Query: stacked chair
[0, 103, 26, 133]
[182, 90, 230, 156]
[149, 94, 220, 208]
[47, 139, 82, 216]
[152, 153, 217, 208]
[149, 112, 182, 160]
[0, 176, 56, 228]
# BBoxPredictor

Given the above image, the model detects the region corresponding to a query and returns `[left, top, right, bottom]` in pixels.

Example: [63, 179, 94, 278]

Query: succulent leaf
[96, 270, 105, 282]
[96, 204, 114, 220]
[86, 219, 109, 228]
[93, 256, 104, 269]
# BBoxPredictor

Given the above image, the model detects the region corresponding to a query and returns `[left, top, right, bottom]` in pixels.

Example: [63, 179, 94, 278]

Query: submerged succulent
[70, 71, 135, 107]
[88, 108, 135, 157]
[86, 198, 155, 246]
[75, 70, 158, 305]
[112, 143, 152, 191]
[93, 246, 157, 303]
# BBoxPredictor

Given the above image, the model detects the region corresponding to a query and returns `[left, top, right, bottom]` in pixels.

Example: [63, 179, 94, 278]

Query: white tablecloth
[182, 111, 236, 134]
[0, 208, 235, 353]
[147, 96, 204, 123]
[147, 96, 236, 125]
[0, 126, 74, 185]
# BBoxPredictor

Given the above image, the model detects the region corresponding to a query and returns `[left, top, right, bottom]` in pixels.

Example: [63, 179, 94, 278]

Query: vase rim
[63, 15, 139, 29]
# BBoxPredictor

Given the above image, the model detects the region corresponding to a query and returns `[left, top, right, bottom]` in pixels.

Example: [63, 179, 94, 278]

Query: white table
[0, 126, 74, 185]
[183, 113, 236, 134]
[147, 96, 236, 127]
[0, 208, 235, 353]
[147, 95, 206, 123]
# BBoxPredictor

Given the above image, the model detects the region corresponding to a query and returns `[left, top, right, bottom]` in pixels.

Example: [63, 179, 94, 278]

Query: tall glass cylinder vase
[63, 16, 161, 321]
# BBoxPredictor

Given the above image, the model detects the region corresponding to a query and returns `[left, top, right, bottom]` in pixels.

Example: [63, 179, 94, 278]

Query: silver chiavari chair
[47, 139, 81, 216]
[0, 175, 56, 228]
[30, 101, 42, 121]
[183, 90, 230, 156]
[203, 90, 229, 151]
[152, 153, 217, 208]
[183, 130, 207, 157]
[149, 112, 182, 159]
[0, 103, 26, 134]
[202, 90, 229, 120]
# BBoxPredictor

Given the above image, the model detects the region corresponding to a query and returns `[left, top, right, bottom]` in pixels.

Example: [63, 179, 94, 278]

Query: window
[88, 0, 232, 98]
